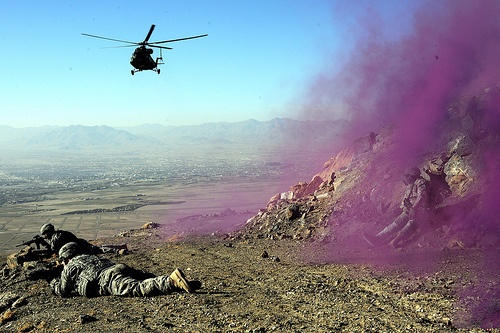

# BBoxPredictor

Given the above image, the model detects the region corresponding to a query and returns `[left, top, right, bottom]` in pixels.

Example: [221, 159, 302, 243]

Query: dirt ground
[1, 227, 498, 333]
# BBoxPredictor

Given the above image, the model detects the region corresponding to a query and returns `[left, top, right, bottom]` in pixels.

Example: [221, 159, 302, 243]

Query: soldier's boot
[363, 228, 395, 246]
[169, 268, 202, 293]
[362, 232, 385, 247]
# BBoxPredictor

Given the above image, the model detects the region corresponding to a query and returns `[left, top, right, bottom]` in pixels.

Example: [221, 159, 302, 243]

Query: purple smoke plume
[298, 0, 500, 328]
[302, 1, 500, 230]
[304, 0, 500, 157]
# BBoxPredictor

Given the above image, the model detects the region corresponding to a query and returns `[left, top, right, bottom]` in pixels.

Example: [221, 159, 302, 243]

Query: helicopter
[82, 24, 207, 75]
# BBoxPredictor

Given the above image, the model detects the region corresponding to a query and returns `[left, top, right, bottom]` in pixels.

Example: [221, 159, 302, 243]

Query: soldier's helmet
[40, 223, 55, 236]
[59, 242, 80, 260]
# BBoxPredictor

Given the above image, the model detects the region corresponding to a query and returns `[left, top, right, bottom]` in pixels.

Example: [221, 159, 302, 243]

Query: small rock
[442, 317, 452, 326]
[261, 251, 269, 258]
[0, 309, 16, 325]
[284, 204, 300, 220]
[79, 314, 98, 324]
[141, 222, 160, 229]
[11, 296, 28, 308]
[0, 291, 19, 312]
[17, 322, 34, 332]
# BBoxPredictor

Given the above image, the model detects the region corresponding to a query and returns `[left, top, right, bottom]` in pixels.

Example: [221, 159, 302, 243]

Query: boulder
[353, 132, 377, 153]
[447, 134, 476, 156]
[318, 147, 356, 180]
[141, 222, 160, 229]
[283, 204, 300, 221]
[6, 247, 40, 269]
[444, 154, 475, 196]
[286, 175, 324, 201]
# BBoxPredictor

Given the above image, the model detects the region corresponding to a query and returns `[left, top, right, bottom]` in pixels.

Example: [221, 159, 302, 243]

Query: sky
[0, 0, 419, 128]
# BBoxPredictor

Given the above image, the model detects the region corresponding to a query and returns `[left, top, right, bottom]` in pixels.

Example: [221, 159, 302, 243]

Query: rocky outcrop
[235, 86, 499, 249]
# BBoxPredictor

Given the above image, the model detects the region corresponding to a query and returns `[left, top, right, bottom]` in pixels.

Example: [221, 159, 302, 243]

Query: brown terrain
[1, 87, 499, 332]
[0, 230, 498, 332]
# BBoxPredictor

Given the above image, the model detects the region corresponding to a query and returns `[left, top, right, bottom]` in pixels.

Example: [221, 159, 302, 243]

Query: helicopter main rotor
[81, 24, 207, 50]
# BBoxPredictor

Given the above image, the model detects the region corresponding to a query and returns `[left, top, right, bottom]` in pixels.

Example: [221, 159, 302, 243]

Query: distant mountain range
[0, 118, 347, 153]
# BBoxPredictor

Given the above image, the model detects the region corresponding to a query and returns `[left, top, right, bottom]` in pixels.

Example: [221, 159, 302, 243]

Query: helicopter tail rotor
[156, 48, 164, 66]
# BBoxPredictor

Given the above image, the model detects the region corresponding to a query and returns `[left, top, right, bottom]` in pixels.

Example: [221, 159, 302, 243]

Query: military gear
[75, 255, 114, 297]
[40, 223, 55, 236]
[100, 243, 129, 254]
[26, 261, 64, 282]
[46, 230, 79, 253]
[16, 235, 48, 250]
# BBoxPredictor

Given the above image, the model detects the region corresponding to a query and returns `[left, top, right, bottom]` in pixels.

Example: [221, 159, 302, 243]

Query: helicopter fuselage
[130, 46, 158, 71]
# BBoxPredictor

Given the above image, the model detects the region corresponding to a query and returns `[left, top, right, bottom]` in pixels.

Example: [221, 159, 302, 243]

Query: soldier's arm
[50, 233, 66, 253]
[412, 179, 428, 209]
[50, 265, 78, 297]
[35, 236, 50, 249]
[400, 186, 413, 212]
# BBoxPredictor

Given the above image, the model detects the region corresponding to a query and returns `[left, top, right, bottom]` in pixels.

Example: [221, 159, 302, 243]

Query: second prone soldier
[50, 242, 201, 297]
[40, 223, 102, 255]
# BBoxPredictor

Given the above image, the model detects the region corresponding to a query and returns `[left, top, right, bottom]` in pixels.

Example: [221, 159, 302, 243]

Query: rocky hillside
[236, 84, 499, 254]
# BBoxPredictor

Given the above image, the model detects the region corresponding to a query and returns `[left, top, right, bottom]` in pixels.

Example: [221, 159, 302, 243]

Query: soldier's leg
[137, 275, 173, 296]
[376, 211, 410, 238]
[99, 265, 146, 296]
[101, 273, 169, 297]
[105, 273, 194, 296]
[364, 211, 410, 246]
[104, 274, 141, 296]
[392, 219, 419, 248]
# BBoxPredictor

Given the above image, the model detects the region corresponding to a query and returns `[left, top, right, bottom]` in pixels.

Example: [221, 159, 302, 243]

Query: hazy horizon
[0, 116, 311, 129]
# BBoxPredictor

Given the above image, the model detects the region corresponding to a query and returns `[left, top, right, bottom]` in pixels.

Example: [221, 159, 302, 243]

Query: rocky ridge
[235, 85, 499, 252]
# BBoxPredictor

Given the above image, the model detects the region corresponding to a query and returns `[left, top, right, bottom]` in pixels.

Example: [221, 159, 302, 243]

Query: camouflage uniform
[364, 169, 432, 247]
[46, 230, 102, 256]
[377, 176, 430, 246]
[50, 254, 173, 297]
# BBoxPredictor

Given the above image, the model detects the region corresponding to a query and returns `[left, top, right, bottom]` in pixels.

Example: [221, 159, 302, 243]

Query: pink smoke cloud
[303, 0, 500, 163]
[298, 1, 500, 328]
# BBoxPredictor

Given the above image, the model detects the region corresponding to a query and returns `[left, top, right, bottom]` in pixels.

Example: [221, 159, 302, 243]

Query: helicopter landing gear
[131, 69, 135, 75]
[157, 68, 160, 74]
